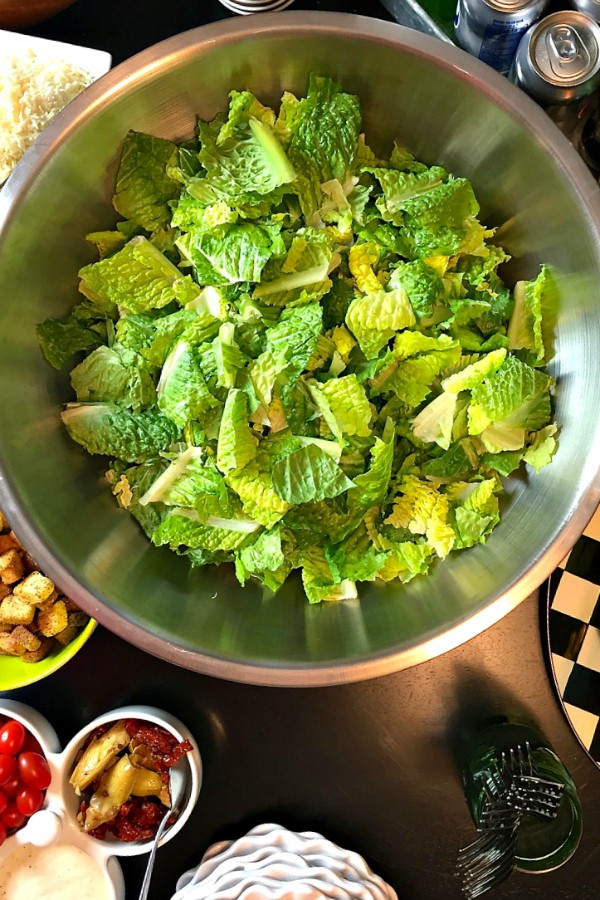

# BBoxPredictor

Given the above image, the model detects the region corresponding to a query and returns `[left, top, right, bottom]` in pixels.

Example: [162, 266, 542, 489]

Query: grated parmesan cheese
[0, 49, 93, 183]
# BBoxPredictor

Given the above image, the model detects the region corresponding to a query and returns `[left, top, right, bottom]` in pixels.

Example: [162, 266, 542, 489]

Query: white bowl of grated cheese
[0, 30, 111, 184]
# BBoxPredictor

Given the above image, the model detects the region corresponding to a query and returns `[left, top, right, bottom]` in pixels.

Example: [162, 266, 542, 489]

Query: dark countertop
[7, 595, 600, 899]
[4, 1, 600, 898]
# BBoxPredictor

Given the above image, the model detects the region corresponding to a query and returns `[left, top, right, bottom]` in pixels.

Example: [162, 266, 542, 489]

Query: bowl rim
[1, 12, 600, 686]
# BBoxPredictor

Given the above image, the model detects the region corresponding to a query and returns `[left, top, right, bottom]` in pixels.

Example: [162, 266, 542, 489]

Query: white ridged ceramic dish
[0, 700, 202, 898]
[218, 0, 295, 14]
[172, 823, 397, 900]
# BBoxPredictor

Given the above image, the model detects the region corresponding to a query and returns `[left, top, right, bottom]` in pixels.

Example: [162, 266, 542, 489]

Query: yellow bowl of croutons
[0, 511, 96, 690]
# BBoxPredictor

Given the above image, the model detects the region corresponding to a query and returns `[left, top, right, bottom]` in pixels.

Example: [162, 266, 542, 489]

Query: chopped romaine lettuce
[39, 75, 559, 603]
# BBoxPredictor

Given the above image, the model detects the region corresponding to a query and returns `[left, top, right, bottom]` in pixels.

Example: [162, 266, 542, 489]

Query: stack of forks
[456, 742, 565, 898]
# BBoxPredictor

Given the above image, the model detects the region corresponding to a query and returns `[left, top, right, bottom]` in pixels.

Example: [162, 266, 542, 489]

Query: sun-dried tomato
[88, 796, 169, 842]
[163, 739, 193, 769]
[125, 720, 176, 754]
[124, 719, 192, 771]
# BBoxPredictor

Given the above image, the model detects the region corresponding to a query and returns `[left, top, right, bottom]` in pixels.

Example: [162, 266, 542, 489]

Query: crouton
[0, 549, 24, 585]
[0, 583, 9, 602]
[37, 600, 68, 637]
[21, 639, 53, 663]
[13, 571, 55, 605]
[0, 511, 7, 532]
[63, 595, 82, 612]
[0, 632, 13, 655]
[9, 625, 42, 655]
[54, 624, 80, 646]
[21, 553, 38, 574]
[0, 594, 36, 625]
[67, 611, 89, 629]
[0, 534, 19, 553]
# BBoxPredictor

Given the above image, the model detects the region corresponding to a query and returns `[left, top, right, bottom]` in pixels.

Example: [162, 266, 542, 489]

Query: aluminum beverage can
[569, 0, 600, 25]
[454, 0, 550, 74]
[510, 11, 600, 106]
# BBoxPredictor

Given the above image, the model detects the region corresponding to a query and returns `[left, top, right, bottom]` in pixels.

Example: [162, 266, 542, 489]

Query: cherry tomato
[0, 754, 17, 787]
[2, 802, 26, 830]
[0, 821, 6, 847]
[22, 734, 43, 755]
[17, 752, 51, 791]
[2, 775, 20, 799]
[0, 790, 7, 815]
[0, 721, 26, 756]
[16, 787, 44, 818]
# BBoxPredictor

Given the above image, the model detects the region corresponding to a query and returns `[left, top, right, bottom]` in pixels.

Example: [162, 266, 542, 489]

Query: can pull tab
[546, 26, 590, 79]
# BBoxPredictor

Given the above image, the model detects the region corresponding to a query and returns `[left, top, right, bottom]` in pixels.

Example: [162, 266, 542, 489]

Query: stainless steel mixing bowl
[1, 13, 599, 686]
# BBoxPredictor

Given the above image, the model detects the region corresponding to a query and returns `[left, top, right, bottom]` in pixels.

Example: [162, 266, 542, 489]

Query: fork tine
[512, 788, 562, 806]
[517, 775, 565, 795]
[524, 741, 535, 777]
[457, 836, 505, 867]
[457, 835, 498, 866]
[478, 807, 519, 828]
[463, 855, 515, 898]
[461, 832, 516, 872]
[463, 853, 515, 889]
[459, 839, 516, 898]
[464, 844, 512, 877]
[458, 828, 516, 867]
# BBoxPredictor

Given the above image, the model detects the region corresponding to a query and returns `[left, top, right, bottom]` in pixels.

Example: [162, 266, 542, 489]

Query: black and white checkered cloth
[548, 505, 600, 767]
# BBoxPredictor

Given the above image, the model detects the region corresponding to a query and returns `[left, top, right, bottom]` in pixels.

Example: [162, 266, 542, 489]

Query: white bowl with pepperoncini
[0, 701, 202, 898]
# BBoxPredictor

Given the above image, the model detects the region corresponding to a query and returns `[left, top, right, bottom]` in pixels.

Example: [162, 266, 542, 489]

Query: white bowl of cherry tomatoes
[0, 703, 55, 846]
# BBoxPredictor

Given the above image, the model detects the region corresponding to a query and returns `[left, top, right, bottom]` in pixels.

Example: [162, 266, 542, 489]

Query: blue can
[454, 0, 550, 75]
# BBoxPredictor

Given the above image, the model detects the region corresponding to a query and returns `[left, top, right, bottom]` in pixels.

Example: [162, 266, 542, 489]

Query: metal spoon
[138, 770, 186, 900]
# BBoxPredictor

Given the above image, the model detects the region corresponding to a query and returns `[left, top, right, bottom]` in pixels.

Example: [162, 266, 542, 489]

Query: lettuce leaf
[79, 238, 192, 313]
[61, 403, 180, 462]
[70, 344, 155, 411]
[441, 349, 507, 393]
[197, 90, 296, 203]
[113, 131, 180, 232]
[235, 527, 286, 587]
[468, 356, 552, 436]
[320, 374, 372, 437]
[157, 341, 219, 427]
[271, 443, 355, 504]
[287, 74, 361, 218]
[326, 524, 389, 582]
[192, 222, 285, 284]
[346, 288, 416, 359]
[37, 310, 109, 370]
[412, 392, 458, 449]
[508, 265, 558, 366]
[152, 508, 256, 552]
[523, 423, 558, 472]
[254, 230, 334, 307]
[217, 389, 258, 474]
[385, 476, 455, 558]
[300, 544, 347, 604]
[139, 446, 230, 514]
[226, 453, 290, 528]
[388, 260, 443, 319]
